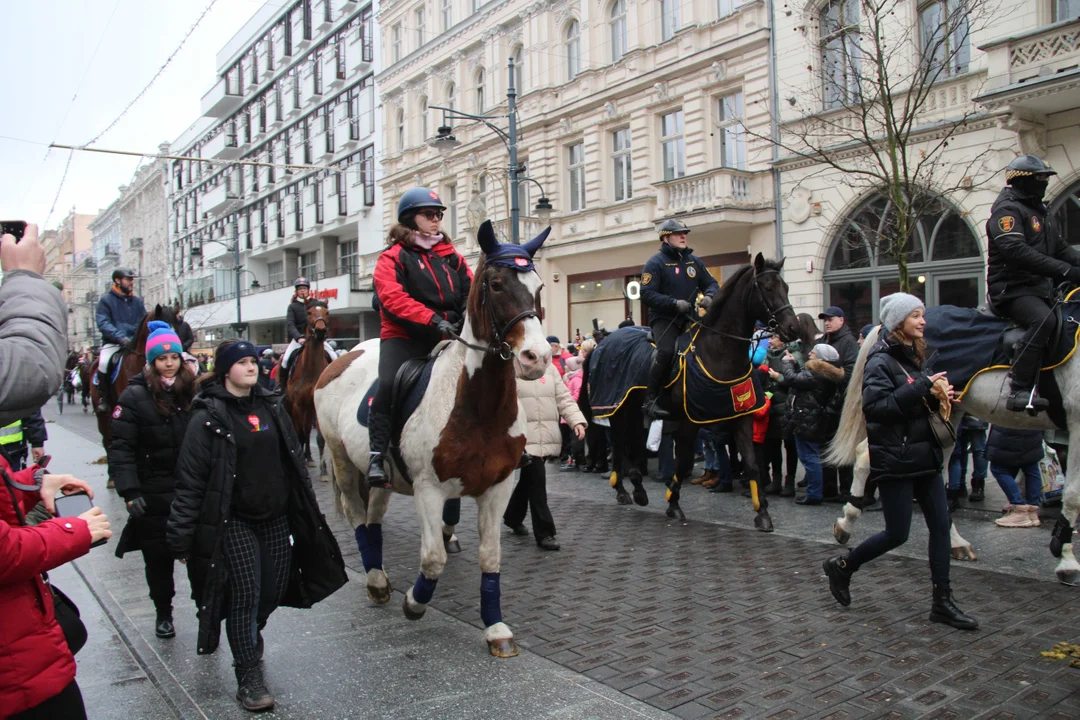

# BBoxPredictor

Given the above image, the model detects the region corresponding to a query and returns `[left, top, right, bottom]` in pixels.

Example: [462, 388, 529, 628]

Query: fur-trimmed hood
[806, 358, 844, 383]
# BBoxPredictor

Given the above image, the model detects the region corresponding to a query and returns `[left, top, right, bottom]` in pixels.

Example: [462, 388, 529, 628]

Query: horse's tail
[823, 324, 879, 467]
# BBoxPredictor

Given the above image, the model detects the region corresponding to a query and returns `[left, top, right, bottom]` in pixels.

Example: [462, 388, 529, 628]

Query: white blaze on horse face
[512, 271, 551, 380]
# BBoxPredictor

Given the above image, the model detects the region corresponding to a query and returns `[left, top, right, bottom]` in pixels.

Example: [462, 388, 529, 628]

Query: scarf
[413, 231, 444, 250]
[160, 376, 176, 388]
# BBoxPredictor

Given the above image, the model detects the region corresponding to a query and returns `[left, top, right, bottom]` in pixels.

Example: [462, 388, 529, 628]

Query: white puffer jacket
[517, 363, 587, 458]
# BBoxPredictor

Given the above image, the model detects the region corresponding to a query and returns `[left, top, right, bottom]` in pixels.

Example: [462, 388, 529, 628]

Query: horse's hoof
[951, 545, 978, 562]
[665, 505, 685, 521]
[443, 535, 461, 554]
[487, 637, 519, 658]
[754, 512, 774, 533]
[632, 490, 649, 507]
[367, 582, 392, 605]
[616, 492, 633, 506]
[1056, 568, 1080, 587]
[833, 522, 850, 545]
[402, 595, 427, 620]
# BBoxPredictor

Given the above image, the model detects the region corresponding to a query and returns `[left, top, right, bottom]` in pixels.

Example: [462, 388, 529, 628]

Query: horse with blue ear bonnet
[314, 220, 554, 657]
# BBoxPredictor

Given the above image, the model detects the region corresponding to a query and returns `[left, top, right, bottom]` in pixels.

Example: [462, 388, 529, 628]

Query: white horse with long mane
[314, 221, 552, 656]
[826, 321, 1080, 586]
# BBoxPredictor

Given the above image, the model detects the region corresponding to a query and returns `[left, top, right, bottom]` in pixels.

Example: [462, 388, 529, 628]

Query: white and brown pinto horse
[314, 221, 552, 656]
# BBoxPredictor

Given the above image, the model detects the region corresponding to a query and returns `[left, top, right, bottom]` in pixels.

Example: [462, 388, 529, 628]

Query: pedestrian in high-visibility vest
[0, 410, 47, 471]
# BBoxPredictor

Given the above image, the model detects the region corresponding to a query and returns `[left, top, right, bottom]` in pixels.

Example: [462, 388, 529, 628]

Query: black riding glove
[1066, 267, 1080, 287]
[675, 300, 692, 315]
[126, 496, 148, 519]
[433, 318, 456, 337]
[698, 296, 713, 310]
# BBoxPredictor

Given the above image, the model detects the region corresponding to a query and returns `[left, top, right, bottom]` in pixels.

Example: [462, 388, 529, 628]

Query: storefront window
[569, 277, 628, 338]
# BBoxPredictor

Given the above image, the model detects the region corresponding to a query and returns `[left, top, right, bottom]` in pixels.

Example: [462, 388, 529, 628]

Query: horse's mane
[465, 254, 491, 342]
[701, 259, 783, 326]
[822, 324, 880, 466]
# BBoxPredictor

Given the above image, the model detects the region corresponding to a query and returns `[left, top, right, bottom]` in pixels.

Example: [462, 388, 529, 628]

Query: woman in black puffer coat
[167, 340, 347, 713]
[822, 293, 977, 631]
[109, 321, 195, 640]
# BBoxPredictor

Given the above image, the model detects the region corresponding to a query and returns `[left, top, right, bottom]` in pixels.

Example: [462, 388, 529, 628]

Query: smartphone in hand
[0, 221, 27, 241]
[53, 492, 107, 547]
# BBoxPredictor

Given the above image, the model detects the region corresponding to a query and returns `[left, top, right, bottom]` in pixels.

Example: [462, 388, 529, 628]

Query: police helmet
[1006, 155, 1057, 183]
[111, 268, 136, 282]
[658, 219, 691, 238]
[397, 187, 446, 224]
[294, 277, 310, 290]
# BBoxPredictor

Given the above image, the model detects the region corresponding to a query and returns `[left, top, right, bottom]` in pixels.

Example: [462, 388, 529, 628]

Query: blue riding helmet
[294, 277, 310, 289]
[397, 187, 447, 224]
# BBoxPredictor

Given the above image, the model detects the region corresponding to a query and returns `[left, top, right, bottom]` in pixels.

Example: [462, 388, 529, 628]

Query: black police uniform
[986, 186, 1080, 408]
[640, 242, 719, 412]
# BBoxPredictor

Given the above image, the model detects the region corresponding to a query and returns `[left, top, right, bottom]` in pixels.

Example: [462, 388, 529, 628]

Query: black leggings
[1003, 295, 1055, 347]
[12, 681, 87, 719]
[846, 473, 952, 585]
[372, 337, 437, 416]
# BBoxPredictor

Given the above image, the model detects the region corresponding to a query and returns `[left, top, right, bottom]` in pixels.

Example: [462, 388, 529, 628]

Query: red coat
[752, 396, 771, 444]
[373, 239, 472, 342]
[0, 456, 91, 718]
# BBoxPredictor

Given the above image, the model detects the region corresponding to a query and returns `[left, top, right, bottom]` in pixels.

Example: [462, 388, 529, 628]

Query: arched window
[610, 0, 628, 63]
[566, 21, 581, 80]
[396, 108, 405, 151]
[475, 68, 485, 112]
[446, 82, 456, 112]
[420, 96, 429, 141]
[823, 191, 983, 329]
[512, 46, 524, 92]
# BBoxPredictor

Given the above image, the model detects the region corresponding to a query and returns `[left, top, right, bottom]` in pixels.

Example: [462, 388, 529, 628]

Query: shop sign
[314, 288, 338, 300]
[624, 280, 641, 300]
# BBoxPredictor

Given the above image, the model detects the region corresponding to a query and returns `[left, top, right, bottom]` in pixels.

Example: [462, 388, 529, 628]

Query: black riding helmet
[658, 219, 691, 238]
[1005, 155, 1056, 183]
[111, 268, 136, 282]
[397, 187, 447, 225]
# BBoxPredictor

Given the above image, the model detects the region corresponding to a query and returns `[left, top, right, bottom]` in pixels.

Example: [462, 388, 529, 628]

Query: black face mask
[1011, 176, 1049, 201]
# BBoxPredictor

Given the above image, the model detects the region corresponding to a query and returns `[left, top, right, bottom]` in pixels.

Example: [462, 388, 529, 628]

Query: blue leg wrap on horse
[412, 573, 438, 605]
[480, 572, 502, 627]
[355, 524, 383, 571]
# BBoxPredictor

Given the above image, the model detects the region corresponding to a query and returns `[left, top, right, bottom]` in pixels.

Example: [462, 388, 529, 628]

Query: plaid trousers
[222, 514, 292, 666]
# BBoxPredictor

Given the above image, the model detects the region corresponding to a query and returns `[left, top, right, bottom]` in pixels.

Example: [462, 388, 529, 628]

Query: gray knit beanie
[811, 343, 840, 363]
[879, 292, 925, 333]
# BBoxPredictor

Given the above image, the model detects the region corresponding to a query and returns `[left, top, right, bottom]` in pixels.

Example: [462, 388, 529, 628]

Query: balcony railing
[655, 168, 769, 215]
[979, 17, 1080, 112]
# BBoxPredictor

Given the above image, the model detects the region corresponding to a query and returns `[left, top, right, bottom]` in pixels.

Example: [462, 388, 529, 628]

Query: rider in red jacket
[0, 456, 103, 718]
[367, 187, 472, 489]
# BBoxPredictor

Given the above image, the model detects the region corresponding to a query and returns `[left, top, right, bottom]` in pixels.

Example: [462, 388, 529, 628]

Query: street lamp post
[193, 229, 247, 339]
[429, 57, 553, 244]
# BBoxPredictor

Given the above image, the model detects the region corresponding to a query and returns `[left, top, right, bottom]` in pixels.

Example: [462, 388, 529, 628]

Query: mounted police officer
[279, 276, 312, 393]
[986, 155, 1080, 413]
[640, 219, 719, 418]
[96, 267, 146, 411]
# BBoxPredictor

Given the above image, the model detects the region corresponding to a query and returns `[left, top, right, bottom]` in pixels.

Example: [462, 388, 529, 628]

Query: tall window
[283, 15, 292, 56]
[416, 6, 426, 47]
[919, 0, 970, 79]
[292, 69, 301, 109]
[348, 87, 360, 139]
[473, 0, 482, 12]
[717, 0, 746, 17]
[300, 250, 318, 278]
[610, 0, 628, 63]
[266, 34, 275, 72]
[397, 108, 405, 150]
[820, 0, 861, 109]
[339, 239, 358, 273]
[718, 92, 746, 170]
[313, 51, 323, 94]
[302, 120, 312, 164]
[336, 170, 347, 216]
[1056, 0, 1080, 20]
[420, 97, 429, 141]
[475, 69, 485, 112]
[302, 0, 312, 40]
[325, 104, 335, 154]
[313, 180, 324, 224]
[568, 142, 585, 212]
[447, 184, 458, 236]
[566, 21, 581, 81]
[335, 37, 346, 79]
[513, 47, 524, 92]
[360, 145, 376, 205]
[612, 128, 632, 202]
[362, 74, 375, 134]
[443, 0, 452, 30]
[268, 260, 285, 285]
[661, 0, 679, 42]
[447, 82, 456, 111]
[660, 110, 685, 181]
[392, 24, 402, 63]
[360, 6, 374, 62]
[275, 196, 285, 237]
[293, 186, 303, 232]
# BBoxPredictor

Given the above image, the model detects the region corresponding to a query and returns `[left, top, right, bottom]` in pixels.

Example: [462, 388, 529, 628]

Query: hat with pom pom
[145, 321, 183, 365]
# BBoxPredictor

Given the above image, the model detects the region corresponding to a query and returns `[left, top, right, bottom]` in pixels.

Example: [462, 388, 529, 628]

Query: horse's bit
[449, 279, 539, 361]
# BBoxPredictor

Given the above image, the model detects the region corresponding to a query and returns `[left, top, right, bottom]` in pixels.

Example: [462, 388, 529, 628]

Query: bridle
[688, 267, 792, 342]
[450, 273, 540, 360]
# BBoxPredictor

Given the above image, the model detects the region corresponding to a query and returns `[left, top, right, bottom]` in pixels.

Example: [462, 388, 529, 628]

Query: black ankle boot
[366, 411, 392, 489]
[235, 663, 274, 712]
[155, 607, 175, 639]
[823, 556, 852, 607]
[367, 454, 390, 489]
[968, 478, 985, 502]
[929, 583, 978, 630]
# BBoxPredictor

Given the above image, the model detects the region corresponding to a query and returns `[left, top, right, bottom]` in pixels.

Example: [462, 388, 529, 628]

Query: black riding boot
[823, 556, 852, 607]
[1007, 343, 1049, 413]
[155, 605, 175, 639]
[642, 358, 671, 419]
[366, 410, 392, 489]
[95, 371, 111, 413]
[929, 582, 979, 630]
[235, 663, 274, 712]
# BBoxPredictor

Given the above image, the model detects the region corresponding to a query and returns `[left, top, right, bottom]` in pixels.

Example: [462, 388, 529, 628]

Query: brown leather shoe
[702, 472, 722, 489]
[691, 470, 714, 486]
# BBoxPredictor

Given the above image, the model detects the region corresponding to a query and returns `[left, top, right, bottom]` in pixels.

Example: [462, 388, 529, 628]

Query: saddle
[98, 349, 127, 386]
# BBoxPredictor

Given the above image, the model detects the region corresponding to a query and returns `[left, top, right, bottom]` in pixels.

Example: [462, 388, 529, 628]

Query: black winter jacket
[821, 324, 859, 381]
[762, 344, 798, 439]
[108, 373, 191, 557]
[780, 357, 845, 443]
[986, 186, 1080, 306]
[166, 382, 347, 655]
[986, 426, 1045, 468]
[862, 338, 943, 480]
[286, 298, 309, 341]
[640, 243, 719, 322]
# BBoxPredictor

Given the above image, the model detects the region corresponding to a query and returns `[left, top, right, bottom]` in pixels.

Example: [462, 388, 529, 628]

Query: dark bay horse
[604, 254, 799, 530]
[78, 352, 95, 412]
[284, 300, 331, 465]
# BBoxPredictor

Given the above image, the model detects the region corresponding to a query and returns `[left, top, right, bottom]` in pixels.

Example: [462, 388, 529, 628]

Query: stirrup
[367, 453, 392, 489]
[1006, 387, 1048, 414]
[643, 396, 670, 419]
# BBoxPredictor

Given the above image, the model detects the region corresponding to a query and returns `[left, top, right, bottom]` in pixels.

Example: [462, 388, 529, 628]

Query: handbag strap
[2, 467, 30, 527]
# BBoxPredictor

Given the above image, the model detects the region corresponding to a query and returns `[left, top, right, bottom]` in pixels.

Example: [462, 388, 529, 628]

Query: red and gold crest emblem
[998, 216, 1016, 233]
[641, 272, 653, 285]
[730, 377, 757, 413]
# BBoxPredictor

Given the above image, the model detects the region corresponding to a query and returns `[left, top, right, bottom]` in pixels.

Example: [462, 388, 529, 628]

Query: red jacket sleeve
[0, 517, 91, 586]
[374, 248, 437, 327]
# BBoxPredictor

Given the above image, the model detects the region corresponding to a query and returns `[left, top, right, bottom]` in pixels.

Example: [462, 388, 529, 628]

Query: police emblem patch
[1032, 216, 1042, 232]
[687, 266, 697, 278]
[642, 272, 653, 285]
[998, 216, 1016, 232]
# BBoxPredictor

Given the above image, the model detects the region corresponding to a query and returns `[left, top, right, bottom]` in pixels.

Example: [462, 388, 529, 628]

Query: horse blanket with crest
[587, 327, 653, 419]
[674, 329, 766, 424]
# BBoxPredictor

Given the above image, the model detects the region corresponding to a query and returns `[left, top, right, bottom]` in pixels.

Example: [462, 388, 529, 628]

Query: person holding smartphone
[168, 340, 346, 712]
[108, 321, 195, 640]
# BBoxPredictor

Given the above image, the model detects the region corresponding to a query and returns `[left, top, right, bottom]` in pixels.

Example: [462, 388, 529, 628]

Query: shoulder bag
[897, 364, 956, 449]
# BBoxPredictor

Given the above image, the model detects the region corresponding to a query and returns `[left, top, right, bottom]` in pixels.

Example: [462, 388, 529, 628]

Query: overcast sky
[0, 0, 271, 229]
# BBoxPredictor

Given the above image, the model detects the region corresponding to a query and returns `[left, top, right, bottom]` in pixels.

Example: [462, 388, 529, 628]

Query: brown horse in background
[284, 300, 331, 466]
[78, 353, 95, 412]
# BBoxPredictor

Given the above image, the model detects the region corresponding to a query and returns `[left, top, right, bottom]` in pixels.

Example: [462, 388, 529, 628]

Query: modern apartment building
[119, 154, 172, 308]
[171, 0, 384, 348]
[377, 0, 775, 339]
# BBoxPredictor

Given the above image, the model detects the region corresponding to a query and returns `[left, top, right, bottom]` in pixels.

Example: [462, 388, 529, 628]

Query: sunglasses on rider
[418, 210, 444, 221]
